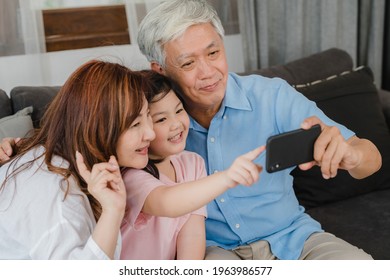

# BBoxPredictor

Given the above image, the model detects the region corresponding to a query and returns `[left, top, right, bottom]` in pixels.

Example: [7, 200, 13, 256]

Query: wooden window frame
[42, 4, 130, 52]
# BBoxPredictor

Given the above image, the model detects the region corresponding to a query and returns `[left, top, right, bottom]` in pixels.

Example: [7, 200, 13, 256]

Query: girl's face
[148, 90, 190, 160]
[116, 99, 156, 168]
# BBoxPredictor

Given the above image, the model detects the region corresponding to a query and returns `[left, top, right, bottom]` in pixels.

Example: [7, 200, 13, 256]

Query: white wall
[0, 34, 244, 95]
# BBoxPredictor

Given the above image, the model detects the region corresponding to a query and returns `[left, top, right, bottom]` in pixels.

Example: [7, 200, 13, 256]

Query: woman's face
[116, 100, 155, 168]
[148, 90, 190, 160]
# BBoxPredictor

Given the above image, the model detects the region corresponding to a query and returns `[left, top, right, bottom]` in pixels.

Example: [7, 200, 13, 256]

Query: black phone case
[266, 124, 321, 173]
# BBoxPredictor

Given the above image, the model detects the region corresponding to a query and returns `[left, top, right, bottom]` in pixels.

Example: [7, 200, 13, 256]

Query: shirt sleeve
[274, 79, 355, 140]
[183, 152, 208, 218]
[30, 224, 109, 260]
[0, 150, 121, 260]
[28, 193, 121, 260]
[122, 168, 165, 230]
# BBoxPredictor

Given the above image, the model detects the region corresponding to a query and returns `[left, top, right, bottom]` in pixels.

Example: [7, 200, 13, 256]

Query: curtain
[382, 1, 390, 91]
[124, 0, 163, 46]
[18, 0, 47, 54]
[238, 0, 386, 87]
[0, 0, 24, 56]
[0, 0, 66, 56]
[358, 0, 386, 89]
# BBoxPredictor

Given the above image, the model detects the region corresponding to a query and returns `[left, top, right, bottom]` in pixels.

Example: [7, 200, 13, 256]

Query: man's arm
[0, 137, 20, 162]
[299, 116, 382, 179]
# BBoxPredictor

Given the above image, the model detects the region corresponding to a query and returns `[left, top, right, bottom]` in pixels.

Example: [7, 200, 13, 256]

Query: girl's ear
[151, 62, 164, 74]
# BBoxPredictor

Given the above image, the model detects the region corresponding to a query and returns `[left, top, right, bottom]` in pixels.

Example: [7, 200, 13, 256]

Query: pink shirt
[120, 151, 207, 260]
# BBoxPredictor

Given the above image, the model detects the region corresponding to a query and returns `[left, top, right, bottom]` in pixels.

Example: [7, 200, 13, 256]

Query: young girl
[120, 71, 265, 260]
[0, 60, 155, 259]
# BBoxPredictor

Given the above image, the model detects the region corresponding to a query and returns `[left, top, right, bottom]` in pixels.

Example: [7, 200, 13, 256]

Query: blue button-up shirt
[185, 73, 354, 259]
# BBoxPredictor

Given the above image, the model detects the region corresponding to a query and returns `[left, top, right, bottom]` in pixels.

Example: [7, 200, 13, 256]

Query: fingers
[75, 151, 91, 183]
[0, 137, 16, 162]
[242, 145, 266, 161]
[230, 162, 259, 186]
[298, 161, 316, 171]
[308, 124, 349, 179]
[228, 146, 265, 187]
[241, 146, 265, 181]
[93, 168, 122, 191]
[301, 116, 325, 130]
[76, 151, 121, 191]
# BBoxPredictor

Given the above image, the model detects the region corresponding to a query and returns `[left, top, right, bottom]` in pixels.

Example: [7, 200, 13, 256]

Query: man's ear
[151, 62, 164, 74]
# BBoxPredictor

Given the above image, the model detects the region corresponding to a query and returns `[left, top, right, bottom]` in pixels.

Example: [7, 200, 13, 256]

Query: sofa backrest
[243, 48, 354, 85]
[241, 48, 390, 209]
[10, 86, 61, 128]
[0, 88, 12, 119]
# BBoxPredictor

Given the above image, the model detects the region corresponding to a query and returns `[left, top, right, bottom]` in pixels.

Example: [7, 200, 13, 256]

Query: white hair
[137, 0, 225, 67]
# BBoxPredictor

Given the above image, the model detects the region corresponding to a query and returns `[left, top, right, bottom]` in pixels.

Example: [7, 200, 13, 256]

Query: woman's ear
[151, 62, 164, 74]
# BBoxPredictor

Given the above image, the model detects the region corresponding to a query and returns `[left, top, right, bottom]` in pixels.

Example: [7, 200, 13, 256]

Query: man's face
[161, 23, 228, 114]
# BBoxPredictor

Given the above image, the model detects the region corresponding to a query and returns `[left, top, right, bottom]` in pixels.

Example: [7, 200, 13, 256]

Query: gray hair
[137, 0, 225, 67]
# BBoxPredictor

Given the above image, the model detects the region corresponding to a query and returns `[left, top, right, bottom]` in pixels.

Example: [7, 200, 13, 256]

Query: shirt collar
[223, 73, 252, 111]
[189, 73, 252, 131]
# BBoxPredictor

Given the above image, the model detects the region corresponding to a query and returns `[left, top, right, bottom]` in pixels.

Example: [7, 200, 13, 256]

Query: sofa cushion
[0, 106, 34, 139]
[291, 66, 390, 208]
[10, 86, 61, 128]
[0, 89, 12, 119]
[306, 189, 390, 259]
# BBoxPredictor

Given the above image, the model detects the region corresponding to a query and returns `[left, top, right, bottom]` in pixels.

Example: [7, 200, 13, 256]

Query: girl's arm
[143, 146, 265, 218]
[176, 214, 206, 260]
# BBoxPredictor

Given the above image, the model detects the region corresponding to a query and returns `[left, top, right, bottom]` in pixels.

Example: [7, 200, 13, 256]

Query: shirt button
[235, 224, 240, 229]
[213, 170, 218, 174]
[220, 198, 225, 203]
[223, 115, 227, 120]
[210, 137, 215, 143]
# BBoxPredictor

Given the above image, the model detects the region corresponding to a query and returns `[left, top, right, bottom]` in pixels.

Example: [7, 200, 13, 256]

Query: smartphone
[266, 124, 321, 173]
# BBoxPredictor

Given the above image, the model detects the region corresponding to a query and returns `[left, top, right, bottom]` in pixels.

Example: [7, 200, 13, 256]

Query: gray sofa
[1, 48, 390, 259]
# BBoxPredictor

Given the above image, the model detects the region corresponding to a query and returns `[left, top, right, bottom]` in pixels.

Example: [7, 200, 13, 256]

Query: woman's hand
[75, 151, 126, 259]
[75, 151, 126, 215]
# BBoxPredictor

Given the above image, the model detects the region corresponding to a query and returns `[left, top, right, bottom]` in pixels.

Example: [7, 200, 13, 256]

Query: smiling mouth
[168, 132, 182, 142]
[199, 76, 223, 91]
[200, 81, 218, 91]
[136, 146, 149, 154]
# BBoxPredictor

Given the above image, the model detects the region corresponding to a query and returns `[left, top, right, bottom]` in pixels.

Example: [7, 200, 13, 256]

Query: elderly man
[136, 0, 380, 260]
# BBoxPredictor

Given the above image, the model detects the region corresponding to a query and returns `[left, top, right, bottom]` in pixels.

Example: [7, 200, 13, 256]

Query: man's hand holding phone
[266, 116, 363, 179]
[270, 116, 380, 180]
[298, 116, 367, 179]
[266, 124, 321, 173]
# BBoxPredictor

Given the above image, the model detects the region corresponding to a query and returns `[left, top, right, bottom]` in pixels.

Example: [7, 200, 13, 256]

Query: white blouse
[0, 147, 121, 259]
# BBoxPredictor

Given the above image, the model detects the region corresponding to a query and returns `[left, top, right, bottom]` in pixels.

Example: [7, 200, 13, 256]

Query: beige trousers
[205, 232, 373, 260]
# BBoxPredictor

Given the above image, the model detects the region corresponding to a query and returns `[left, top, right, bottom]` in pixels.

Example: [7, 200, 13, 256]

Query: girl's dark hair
[139, 70, 176, 179]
